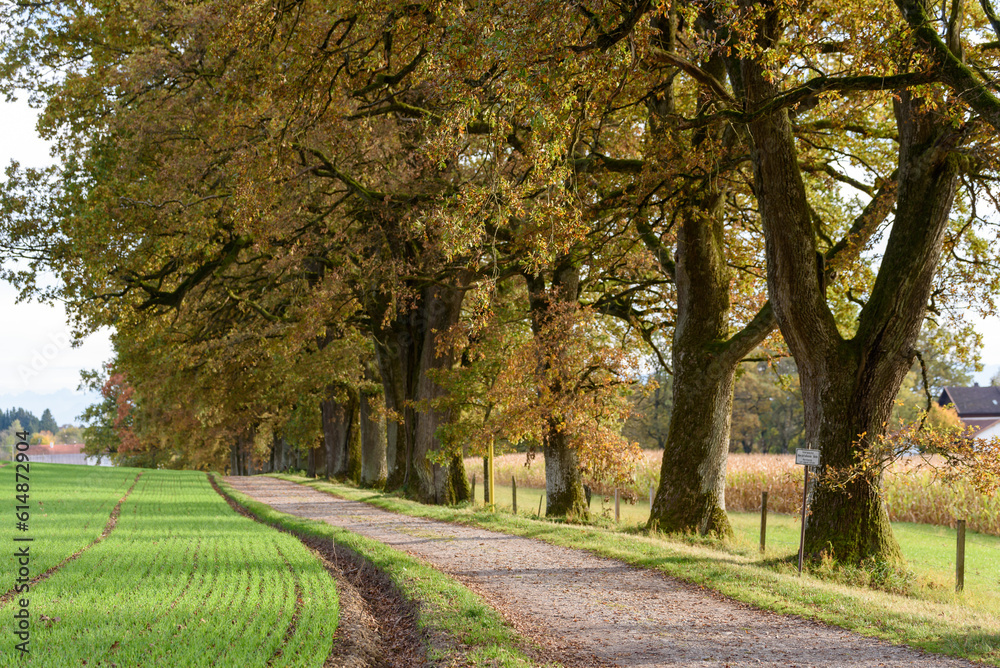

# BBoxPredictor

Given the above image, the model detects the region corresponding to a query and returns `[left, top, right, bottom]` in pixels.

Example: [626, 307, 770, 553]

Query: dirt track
[226, 476, 979, 668]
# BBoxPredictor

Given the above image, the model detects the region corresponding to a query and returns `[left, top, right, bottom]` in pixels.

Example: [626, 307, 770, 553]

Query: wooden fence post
[760, 491, 768, 552]
[471, 474, 476, 505]
[614, 488, 620, 522]
[957, 519, 966, 593]
[512, 476, 517, 515]
[483, 458, 491, 506]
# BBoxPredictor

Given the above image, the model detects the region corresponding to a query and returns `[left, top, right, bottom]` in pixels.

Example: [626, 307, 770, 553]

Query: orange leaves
[823, 407, 1000, 498]
[427, 281, 642, 486]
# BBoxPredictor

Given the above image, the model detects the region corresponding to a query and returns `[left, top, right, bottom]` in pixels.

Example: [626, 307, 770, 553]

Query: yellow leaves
[826, 407, 1000, 499]
[427, 283, 641, 486]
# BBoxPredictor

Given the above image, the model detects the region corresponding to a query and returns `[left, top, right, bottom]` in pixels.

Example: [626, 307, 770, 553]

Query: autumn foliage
[2, 0, 1000, 561]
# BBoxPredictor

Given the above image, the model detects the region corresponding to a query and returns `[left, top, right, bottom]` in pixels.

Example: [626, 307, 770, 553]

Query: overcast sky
[0, 97, 997, 407]
[0, 97, 114, 409]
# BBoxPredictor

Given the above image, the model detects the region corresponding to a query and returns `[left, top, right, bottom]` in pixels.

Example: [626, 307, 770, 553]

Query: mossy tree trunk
[645, 55, 776, 536]
[369, 279, 470, 503]
[412, 282, 470, 504]
[321, 387, 358, 479]
[740, 21, 961, 563]
[543, 427, 589, 519]
[359, 361, 387, 488]
[371, 306, 416, 490]
[346, 397, 362, 483]
[306, 445, 317, 478]
[526, 259, 590, 519]
[801, 344, 906, 561]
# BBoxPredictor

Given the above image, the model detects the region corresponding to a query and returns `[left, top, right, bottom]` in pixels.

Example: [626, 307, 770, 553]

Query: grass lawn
[485, 481, 1000, 605]
[281, 475, 1000, 666]
[0, 464, 339, 667]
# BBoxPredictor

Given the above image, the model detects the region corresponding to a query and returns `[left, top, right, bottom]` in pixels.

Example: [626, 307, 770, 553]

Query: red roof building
[24, 442, 87, 457]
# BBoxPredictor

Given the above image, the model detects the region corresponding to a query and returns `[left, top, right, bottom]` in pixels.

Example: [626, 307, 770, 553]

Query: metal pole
[798, 465, 809, 575]
[760, 490, 768, 552]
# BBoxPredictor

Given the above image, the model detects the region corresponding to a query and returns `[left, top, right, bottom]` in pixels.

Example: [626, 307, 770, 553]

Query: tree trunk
[369, 279, 470, 503]
[360, 383, 387, 487]
[449, 452, 471, 503]
[800, 348, 905, 561]
[411, 282, 470, 503]
[346, 397, 362, 483]
[371, 297, 419, 490]
[306, 444, 317, 478]
[802, 87, 959, 562]
[543, 426, 589, 518]
[651, 360, 738, 536]
[646, 162, 774, 537]
[525, 260, 590, 519]
[321, 390, 346, 478]
[641, 54, 776, 535]
[740, 28, 960, 563]
[321, 387, 360, 480]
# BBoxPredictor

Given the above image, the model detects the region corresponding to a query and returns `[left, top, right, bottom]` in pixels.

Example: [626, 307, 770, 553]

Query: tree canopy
[2, 0, 999, 563]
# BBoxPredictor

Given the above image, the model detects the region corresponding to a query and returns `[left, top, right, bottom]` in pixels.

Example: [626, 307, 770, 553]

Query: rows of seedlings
[0, 464, 138, 592]
[5, 468, 339, 667]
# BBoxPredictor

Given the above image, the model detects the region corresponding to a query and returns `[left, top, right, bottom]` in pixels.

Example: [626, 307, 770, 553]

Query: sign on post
[795, 448, 821, 467]
[796, 447, 821, 575]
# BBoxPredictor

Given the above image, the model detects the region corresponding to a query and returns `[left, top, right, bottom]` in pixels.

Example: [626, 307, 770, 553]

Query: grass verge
[274, 473, 1000, 667]
[213, 474, 544, 668]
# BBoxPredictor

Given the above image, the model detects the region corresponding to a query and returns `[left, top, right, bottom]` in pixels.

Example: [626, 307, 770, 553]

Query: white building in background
[938, 384, 1000, 440]
[23, 442, 113, 466]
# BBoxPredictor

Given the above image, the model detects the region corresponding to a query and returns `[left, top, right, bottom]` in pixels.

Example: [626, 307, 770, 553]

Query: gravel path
[226, 477, 978, 668]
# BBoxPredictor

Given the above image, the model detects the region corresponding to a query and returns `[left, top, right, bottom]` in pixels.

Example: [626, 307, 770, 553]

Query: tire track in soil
[267, 543, 305, 667]
[0, 471, 143, 608]
[210, 474, 425, 668]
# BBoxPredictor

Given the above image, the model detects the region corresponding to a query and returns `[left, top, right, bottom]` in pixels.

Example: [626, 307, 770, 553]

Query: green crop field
[0, 464, 338, 667]
[0, 464, 137, 579]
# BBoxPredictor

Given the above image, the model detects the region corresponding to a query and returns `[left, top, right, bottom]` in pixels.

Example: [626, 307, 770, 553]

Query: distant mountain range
[0, 389, 99, 426]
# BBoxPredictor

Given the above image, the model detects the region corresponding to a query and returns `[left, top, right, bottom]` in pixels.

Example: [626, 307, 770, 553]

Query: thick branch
[895, 0, 1000, 129]
[573, 153, 646, 174]
[800, 161, 875, 196]
[301, 146, 388, 201]
[133, 235, 251, 310]
[633, 216, 676, 279]
[351, 47, 427, 97]
[824, 178, 899, 275]
[980, 0, 1000, 40]
[720, 301, 777, 367]
[649, 48, 735, 104]
[571, 0, 652, 52]
[680, 72, 933, 130]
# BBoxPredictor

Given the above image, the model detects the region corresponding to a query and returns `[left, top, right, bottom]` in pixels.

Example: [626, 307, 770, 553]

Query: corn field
[468, 451, 1000, 537]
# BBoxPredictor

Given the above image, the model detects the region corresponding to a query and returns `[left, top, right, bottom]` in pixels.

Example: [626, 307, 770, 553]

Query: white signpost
[795, 448, 821, 467]
[795, 447, 821, 575]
